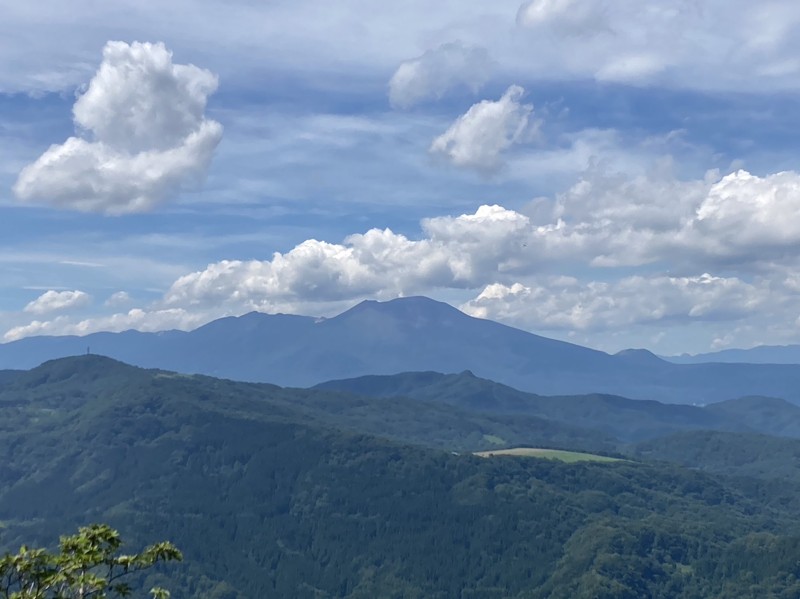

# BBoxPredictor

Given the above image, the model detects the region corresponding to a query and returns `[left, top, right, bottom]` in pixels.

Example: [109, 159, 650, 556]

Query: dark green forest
[3, 356, 800, 597]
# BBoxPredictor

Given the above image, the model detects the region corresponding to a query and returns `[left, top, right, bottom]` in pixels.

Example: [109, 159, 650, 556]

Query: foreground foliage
[0, 524, 181, 598]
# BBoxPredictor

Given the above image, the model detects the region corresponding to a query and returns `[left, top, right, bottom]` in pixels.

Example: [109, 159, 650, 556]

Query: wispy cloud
[24, 290, 91, 315]
[389, 41, 493, 109]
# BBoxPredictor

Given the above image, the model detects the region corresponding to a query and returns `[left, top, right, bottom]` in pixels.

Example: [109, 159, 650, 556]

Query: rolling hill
[5, 356, 800, 597]
[316, 370, 800, 442]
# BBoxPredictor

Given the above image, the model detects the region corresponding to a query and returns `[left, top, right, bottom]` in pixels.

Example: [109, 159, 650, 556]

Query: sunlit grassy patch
[474, 447, 625, 463]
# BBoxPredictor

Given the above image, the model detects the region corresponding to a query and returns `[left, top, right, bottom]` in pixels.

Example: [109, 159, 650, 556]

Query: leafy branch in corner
[0, 524, 182, 598]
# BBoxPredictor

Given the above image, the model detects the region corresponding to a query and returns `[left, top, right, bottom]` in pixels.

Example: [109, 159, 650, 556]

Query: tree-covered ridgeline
[3, 356, 800, 597]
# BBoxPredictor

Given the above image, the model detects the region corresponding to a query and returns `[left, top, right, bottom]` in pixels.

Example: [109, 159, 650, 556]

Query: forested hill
[4, 356, 800, 597]
[0, 355, 617, 454]
[316, 370, 800, 442]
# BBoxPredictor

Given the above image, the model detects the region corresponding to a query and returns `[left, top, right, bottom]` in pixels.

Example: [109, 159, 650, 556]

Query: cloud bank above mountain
[3, 1, 800, 355]
[8, 164, 800, 351]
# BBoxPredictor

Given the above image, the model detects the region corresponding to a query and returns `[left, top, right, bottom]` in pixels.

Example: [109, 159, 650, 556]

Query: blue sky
[3, 0, 800, 355]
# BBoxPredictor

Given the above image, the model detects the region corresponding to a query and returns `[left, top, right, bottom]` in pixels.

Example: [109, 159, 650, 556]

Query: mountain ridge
[5, 296, 800, 404]
[316, 369, 800, 442]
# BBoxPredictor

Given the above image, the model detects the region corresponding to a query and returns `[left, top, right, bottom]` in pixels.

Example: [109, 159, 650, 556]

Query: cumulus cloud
[150, 166, 800, 316]
[549, 164, 707, 230]
[163, 204, 535, 310]
[430, 85, 534, 173]
[462, 274, 769, 332]
[8, 165, 800, 346]
[24, 290, 91, 315]
[687, 170, 800, 260]
[13, 41, 223, 215]
[526, 167, 800, 268]
[4, 204, 553, 343]
[388, 41, 493, 109]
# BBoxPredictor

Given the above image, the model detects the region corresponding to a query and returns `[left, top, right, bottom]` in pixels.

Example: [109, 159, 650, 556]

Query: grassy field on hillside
[475, 447, 625, 463]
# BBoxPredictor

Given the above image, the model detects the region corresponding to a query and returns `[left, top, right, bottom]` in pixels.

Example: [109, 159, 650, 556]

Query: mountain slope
[317, 371, 800, 442]
[634, 430, 800, 481]
[316, 371, 739, 442]
[6, 296, 800, 403]
[0, 356, 615, 455]
[5, 356, 800, 597]
[705, 396, 800, 438]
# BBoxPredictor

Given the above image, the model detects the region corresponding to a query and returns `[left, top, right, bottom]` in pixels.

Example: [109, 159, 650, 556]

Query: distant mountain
[667, 344, 800, 364]
[316, 371, 800, 442]
[7, 296, 800, 403]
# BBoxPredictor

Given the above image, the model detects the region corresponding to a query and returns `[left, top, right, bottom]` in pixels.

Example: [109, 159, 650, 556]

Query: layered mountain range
[4, 296, 800, 404]
[5, 355, 800, 597]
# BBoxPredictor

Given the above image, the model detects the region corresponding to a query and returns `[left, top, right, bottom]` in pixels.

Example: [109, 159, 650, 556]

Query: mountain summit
[4, 296, 800, 404]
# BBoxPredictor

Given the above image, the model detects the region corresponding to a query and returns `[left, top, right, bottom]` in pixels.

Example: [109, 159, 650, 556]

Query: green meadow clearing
[474, 447, 625, 463]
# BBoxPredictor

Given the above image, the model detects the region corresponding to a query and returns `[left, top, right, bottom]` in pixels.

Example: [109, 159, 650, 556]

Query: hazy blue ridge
[6, 297, 800, 404]
[315, 370, 800, 442]
[665, 344, 800, 365]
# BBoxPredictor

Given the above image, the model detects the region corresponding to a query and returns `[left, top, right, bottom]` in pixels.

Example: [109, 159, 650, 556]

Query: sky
[2, 0, 800, 356]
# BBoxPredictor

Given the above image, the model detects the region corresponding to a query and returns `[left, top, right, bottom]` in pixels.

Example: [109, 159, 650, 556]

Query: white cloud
[0, 203, 559, 342]
[4, 1, 800, 97]
[462, 274, 770, 332]
[687, 170, 800, 261]
[388, 41, 493, 109]
[549, 163, 707, 230]
[516, 0, 607, 34]
[517, 0, 574, 25]
[122, 167, 800, 318]
[24, 290, 91, 315]
[13, 41, 223, 215]
[514, 0, 800, 90]
[0, 1, 521, 95]
[594, 54, 666, 82]
[105, 291, 132, 307]
[530, 167, 800, 269]
[162, 204, 545, 311]
[8, 165, 800, 348]
[429, 85, 534, 173]
[3, 308, 204, 342]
